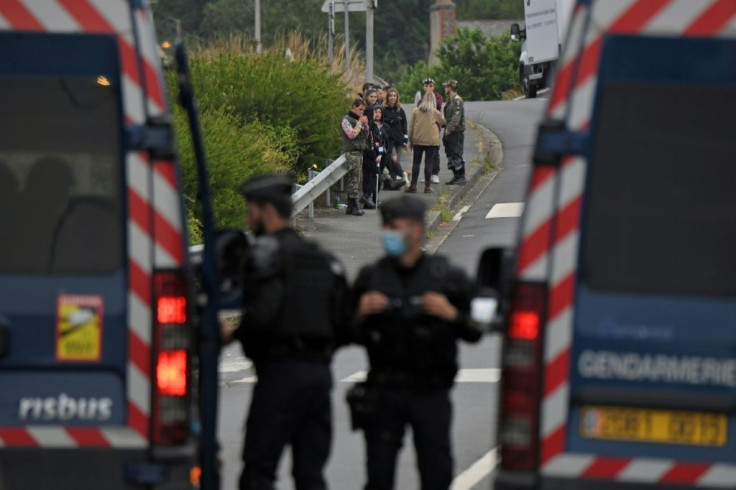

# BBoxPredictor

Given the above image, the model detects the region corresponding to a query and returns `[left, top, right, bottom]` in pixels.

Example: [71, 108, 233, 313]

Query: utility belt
[346, 370, 452, 431]
[264, 337, 332, 364]
[368, 368, 453, 389]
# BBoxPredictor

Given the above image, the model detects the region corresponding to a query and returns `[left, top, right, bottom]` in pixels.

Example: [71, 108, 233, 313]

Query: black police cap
[238, 174, 293, 202]
[380, 195, 426, 224]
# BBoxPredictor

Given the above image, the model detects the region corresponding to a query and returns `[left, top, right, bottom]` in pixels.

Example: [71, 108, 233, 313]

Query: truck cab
[0, 2, 202, 488]
[511, 0, 574, 98]
[490, 0, 736, 488]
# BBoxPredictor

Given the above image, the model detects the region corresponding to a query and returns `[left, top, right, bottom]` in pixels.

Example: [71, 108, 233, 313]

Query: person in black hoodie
[381, 88, 409, 189]
[361, 106, 393, 208]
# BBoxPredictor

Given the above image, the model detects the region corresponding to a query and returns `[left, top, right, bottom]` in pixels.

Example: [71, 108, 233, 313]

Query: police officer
[352, 195, 482, 490]
[442, 80, 466, 185]
[227, 174, 354, 490]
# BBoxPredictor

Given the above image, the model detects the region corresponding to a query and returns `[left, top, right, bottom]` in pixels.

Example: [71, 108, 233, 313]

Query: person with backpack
[225, 174, 354, 490]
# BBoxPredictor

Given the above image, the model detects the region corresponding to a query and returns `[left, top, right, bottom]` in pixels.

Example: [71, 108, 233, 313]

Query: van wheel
[520, 65, 537, 99]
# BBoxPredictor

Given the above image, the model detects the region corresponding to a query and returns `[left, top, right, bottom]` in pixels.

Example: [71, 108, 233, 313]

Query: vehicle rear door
[0, 30, 146, 474]
[569, 33, 736, 467]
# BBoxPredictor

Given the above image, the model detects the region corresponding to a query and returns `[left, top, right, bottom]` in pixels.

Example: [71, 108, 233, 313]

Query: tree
[396, 28, 520, 101]
[456, 0, 523, 20]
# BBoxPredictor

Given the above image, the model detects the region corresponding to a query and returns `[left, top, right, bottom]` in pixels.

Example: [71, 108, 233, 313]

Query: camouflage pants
[345, 151, 363, 199]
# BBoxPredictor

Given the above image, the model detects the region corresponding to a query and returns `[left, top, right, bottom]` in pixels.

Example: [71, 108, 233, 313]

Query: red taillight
[499, 283, 547, 472]
[158, 296, 187, 324]
[157, 350, 188, 396]
[153, 271, 191, 446]
[509, 311, 540, 340]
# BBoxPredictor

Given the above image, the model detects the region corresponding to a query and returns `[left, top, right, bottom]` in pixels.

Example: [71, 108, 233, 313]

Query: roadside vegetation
[396, 29, 521, 101]
[166, 34, 363, 233]
[156, 2, 522, 236]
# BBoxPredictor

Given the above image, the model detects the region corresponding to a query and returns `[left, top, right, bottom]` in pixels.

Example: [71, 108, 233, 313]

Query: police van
[487, 0, 736, 488]
[0, 2, 216, 489]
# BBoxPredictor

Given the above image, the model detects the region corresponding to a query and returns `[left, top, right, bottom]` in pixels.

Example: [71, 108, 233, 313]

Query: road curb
[425, 119, 504, 237]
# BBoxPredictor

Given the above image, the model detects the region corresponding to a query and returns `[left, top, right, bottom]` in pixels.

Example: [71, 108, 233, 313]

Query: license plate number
[581, 406, 727, 447]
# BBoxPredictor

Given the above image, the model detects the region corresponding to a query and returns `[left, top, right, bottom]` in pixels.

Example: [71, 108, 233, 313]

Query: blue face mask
[381, 231, 406, 257]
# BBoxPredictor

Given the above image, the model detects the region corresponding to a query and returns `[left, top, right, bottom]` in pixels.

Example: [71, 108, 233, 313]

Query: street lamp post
[255, 0, 261, 53]
[344, 0, 350, 73]
[328, 1, 336, 71]
[366, 1, 375, 83]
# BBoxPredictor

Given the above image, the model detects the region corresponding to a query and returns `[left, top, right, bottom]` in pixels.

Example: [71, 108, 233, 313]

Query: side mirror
[472, 247, 514, 333]
[510, 23, 522, 41]
[189, 229, 251, 310]
[214, 228, 251, 309]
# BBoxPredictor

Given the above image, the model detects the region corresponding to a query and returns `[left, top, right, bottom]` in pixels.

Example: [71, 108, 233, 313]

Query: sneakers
[405, 185, 417, 194]
[431, 175, 440, 184]
[424, 187, 433, 194]
[419, 175, 425, 183]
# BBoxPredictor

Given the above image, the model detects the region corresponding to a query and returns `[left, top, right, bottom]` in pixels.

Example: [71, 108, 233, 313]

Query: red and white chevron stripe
[514, 0, 736, 486]
[0, 0, 184, 448]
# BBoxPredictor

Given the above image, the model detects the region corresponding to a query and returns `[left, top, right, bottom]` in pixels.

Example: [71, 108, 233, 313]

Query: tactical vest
[275, 234, 340, 343]
[363, 255, 460, 387]
[341, 113, 368, 153]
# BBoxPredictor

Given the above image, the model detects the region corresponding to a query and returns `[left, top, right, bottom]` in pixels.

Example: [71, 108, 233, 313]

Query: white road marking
[485, 202, 525, 219]
[455, 369, 501, 383]
[451, 448, 498, 490]
[230, 376, 258, 384]
[452, 205, 471, 222]
[340, 369, 500, 384]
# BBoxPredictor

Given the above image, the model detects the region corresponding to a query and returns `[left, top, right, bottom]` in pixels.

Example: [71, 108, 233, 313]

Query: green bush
[184, 43, 349, 175]
[171, 100, 299, 230]
[397, 29, 521, 102]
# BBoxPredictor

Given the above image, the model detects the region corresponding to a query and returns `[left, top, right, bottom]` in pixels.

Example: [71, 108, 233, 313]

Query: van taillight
[153, 271, 190, 446]
[499, 283, 546, 472]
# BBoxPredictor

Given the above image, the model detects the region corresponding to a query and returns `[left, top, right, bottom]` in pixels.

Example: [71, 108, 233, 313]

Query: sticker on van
[56, 294, 103, 362]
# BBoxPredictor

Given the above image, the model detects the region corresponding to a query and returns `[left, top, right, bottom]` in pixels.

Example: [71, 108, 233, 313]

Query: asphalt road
[216, 98, 547, 490]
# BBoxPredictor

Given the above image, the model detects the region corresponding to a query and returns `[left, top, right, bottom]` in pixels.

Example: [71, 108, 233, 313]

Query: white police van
[486, 0, 736, 488]
[0, 1, 223, 488]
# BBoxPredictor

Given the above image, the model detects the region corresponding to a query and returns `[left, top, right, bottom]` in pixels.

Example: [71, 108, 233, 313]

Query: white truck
[511, 0, 574, 98]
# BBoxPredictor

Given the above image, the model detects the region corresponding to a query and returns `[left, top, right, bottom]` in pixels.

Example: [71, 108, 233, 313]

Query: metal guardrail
[189, 154, 347, 261]
[291, 154, 347, 218]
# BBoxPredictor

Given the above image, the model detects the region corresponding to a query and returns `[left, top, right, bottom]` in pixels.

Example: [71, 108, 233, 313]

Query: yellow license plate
[581, 406, 727, 447]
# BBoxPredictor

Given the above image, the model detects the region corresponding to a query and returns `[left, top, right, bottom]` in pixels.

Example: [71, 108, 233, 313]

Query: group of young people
[340, 78, 467, 216]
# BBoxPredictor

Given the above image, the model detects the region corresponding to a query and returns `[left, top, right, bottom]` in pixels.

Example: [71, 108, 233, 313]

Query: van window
[582, 83, 736, 297]
[0, 77, 123, 274]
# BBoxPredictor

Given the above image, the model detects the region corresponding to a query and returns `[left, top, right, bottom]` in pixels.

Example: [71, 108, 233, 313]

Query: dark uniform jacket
[353, 254, 481, 389]
[235, 228, 353, 364]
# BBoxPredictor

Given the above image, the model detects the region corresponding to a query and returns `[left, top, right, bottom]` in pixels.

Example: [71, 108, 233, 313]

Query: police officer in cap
[352, 195, 482, 490]
[226, 174, 354, 490]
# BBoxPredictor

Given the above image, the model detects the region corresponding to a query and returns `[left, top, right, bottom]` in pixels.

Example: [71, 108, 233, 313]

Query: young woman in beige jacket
[407, 92, 446, 193]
